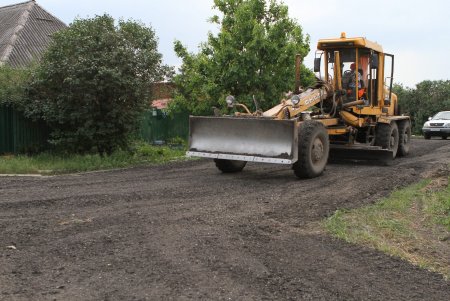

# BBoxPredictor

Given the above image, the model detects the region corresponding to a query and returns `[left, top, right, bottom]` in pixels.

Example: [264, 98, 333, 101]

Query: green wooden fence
[0, 106, 49, 154]
[139, 109, 189, 143]
[0, 107, 189, 154]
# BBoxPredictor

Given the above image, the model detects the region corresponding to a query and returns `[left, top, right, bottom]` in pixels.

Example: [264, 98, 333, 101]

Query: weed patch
[325, 171, 450, 279]
[0, 141, 187, 175]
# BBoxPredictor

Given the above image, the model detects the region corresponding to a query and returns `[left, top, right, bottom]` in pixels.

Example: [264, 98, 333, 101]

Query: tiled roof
[151, 98, 172, 110]
[0, 0, 66, 67]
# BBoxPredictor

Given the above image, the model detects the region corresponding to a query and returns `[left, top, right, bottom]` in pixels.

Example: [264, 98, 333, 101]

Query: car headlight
[291, 95, 301, 106]
[424, 122, 430, 127]
[444, 123, 450, 128]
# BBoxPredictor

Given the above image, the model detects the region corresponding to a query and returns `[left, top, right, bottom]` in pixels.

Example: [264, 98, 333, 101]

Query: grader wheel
[292, 121, 329, 179]
[397, 120, 411, 156]
[375, 122, 399, 159]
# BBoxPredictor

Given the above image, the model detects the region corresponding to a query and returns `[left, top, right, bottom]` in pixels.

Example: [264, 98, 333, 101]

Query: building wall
[150, 82, 175, 100]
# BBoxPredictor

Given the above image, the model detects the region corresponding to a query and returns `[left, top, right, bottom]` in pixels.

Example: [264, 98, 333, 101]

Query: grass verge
[325, 171, 450, 279]
[0, 141, 188, 175]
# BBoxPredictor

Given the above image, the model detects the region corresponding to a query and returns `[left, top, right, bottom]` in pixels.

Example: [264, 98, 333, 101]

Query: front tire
[375, 122, 399, 158]
[397, 120, 411, 156]
[214, 159, 246, 173]
[292, 121, 329, 179]
[424, 133, 431, 140]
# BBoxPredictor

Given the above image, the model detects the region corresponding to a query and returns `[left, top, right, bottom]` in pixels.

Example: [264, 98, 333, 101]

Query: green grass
[325, 175, 450, 279]
[0, 141, 188, 175]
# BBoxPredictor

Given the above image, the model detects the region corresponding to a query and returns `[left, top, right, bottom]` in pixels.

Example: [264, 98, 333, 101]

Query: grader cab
[187, 33, 411, 178]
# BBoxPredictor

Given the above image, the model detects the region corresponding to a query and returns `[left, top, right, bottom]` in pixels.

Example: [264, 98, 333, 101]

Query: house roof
[0, 0, 66, 67]
[151, 98, 171, 110]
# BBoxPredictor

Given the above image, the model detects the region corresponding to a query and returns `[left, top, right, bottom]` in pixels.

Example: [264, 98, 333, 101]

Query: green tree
[413, 80, 450, 133]
[393, 83, 414, 114]
[0, 66, 31, 110]
[26, 15, 172, 154]
[171, 0, 314, 115]
[394, 81, 450, 133]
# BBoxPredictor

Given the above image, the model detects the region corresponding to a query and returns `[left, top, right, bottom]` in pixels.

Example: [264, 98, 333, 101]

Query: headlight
[424, 122, 430, 127]
[444, 123, 450, 128]
[291, 95, 301, 106]
[225, 95, 235, 108]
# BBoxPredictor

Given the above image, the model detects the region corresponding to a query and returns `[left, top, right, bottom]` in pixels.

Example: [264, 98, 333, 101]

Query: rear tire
[375, 122, 399, 158]
[292, 121, 329, 179]
[214, 159, 246, 173]
[397, 120, 411, 156]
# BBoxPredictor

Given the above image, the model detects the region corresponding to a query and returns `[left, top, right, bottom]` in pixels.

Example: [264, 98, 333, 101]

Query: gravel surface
[1, 139, 449, 300]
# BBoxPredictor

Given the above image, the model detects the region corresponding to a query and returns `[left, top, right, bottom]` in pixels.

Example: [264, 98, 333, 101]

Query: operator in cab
[346, 63, 365, 101]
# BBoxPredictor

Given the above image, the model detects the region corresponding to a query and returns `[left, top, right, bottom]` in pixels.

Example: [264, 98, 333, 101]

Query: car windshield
[432, 112, 450, 120]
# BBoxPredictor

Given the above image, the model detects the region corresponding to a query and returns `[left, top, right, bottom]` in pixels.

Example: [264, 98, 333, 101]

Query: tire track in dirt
[0, 139, 449, 300]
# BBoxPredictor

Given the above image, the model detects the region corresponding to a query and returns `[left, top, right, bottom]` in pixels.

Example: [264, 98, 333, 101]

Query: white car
[422, 111, 450, 140]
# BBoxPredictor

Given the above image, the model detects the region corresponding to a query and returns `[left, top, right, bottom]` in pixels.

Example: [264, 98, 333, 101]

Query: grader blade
[329, 144, 394, 165]
[187, 116, 298, 164]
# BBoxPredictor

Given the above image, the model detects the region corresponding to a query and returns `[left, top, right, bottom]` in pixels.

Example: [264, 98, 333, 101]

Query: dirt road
[1, 139, 449, 300]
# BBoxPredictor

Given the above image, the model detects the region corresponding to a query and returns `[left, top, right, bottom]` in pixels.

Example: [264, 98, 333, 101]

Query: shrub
[26, 15, 173, 154]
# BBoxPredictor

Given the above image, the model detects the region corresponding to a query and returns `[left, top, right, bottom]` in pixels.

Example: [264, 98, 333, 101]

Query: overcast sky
[1, 0, 449, 87]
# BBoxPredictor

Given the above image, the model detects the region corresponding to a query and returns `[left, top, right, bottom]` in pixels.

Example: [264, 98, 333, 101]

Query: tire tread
[293, 121, 329, 179]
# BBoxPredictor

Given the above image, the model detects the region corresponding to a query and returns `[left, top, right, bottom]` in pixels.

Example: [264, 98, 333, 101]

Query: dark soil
[1, 139, 449, 300]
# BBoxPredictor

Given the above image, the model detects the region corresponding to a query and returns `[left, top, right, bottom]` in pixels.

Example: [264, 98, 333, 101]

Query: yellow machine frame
[187, 33, 411, 179]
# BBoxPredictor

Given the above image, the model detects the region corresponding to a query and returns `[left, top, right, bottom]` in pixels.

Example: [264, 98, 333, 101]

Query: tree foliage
[26, 15, 172, 154]
[394, 80, 450, 133]
[171, 0, 314, 115]
[0, 65, 31, 110]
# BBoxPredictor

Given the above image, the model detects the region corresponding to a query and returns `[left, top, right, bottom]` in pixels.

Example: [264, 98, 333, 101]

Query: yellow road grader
[187, 33, 411, 178]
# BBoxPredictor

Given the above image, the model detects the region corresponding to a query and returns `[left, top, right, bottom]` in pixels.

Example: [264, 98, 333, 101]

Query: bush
[26, 15, 173, 154]
[0, 66, 31, 110]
